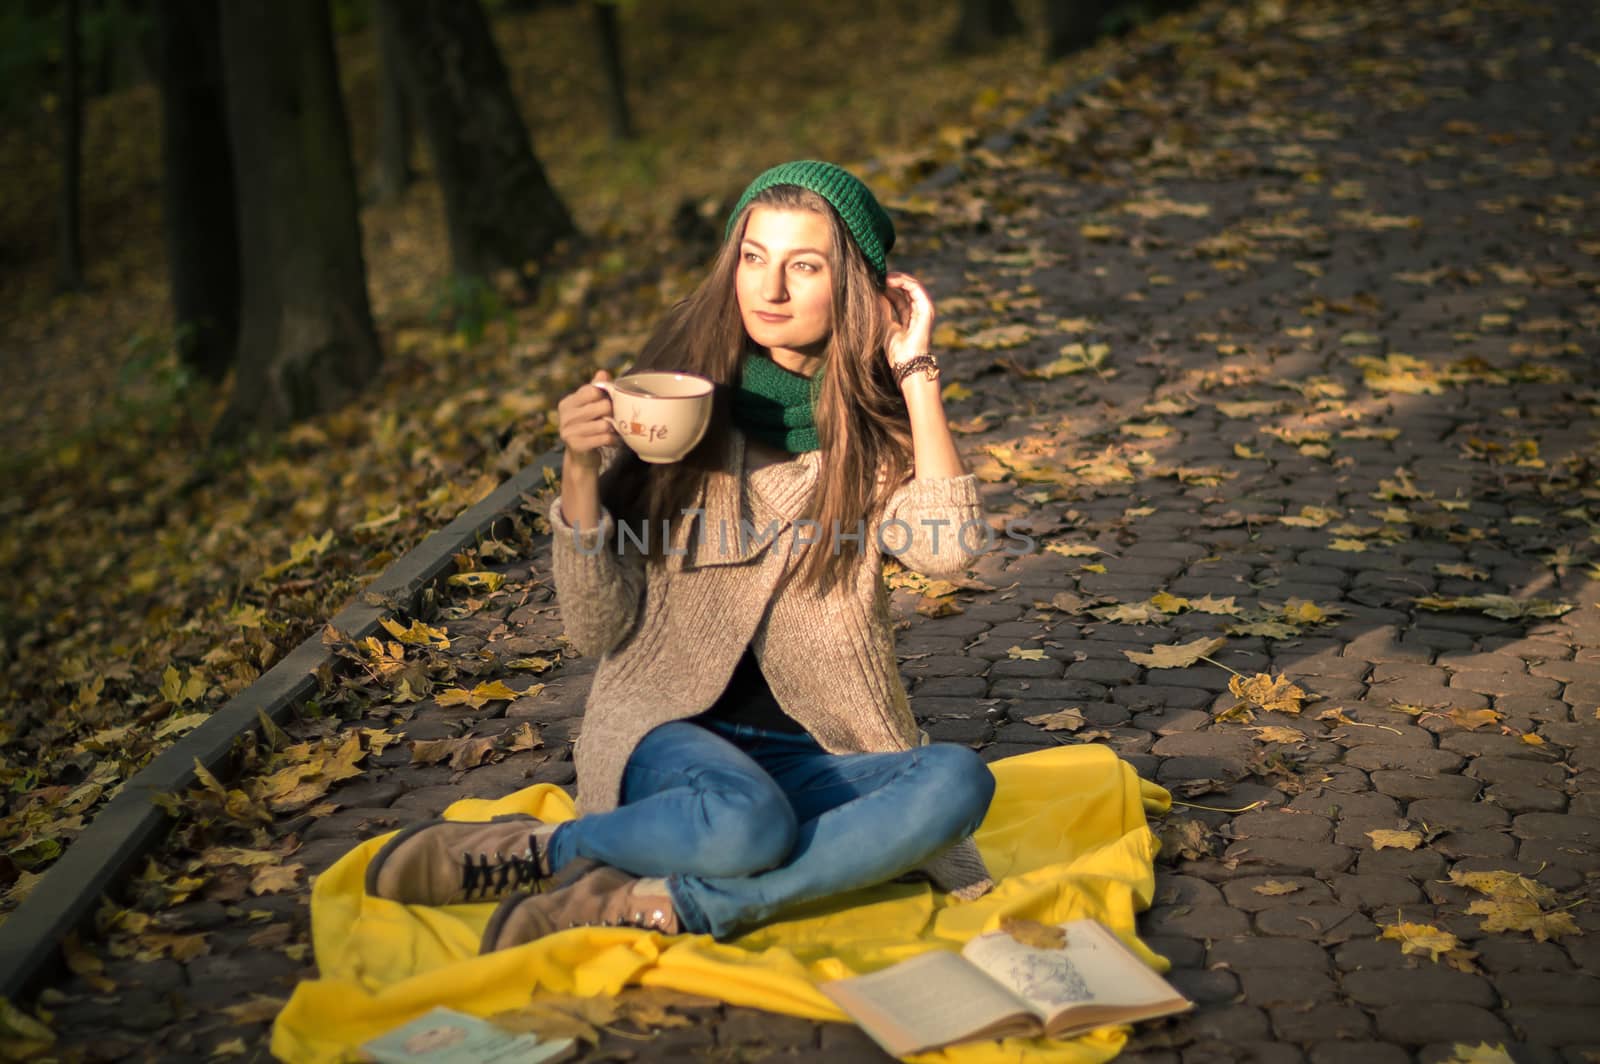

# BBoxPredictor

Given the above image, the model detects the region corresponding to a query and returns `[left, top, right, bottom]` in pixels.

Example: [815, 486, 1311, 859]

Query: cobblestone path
[40, 0, 1600, 1059]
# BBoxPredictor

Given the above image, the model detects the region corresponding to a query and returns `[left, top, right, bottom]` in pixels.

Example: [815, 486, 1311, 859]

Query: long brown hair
[600, 184, 914, 591]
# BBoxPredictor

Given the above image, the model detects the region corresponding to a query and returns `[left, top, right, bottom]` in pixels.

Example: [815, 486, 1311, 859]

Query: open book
[820, 918, 1191, 1056]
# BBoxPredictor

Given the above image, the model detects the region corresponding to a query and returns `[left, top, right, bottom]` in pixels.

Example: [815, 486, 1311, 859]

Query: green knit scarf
[732, 353, 822, 454]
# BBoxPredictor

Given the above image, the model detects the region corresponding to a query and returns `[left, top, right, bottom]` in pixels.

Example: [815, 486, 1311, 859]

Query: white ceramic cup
[593, 371, 715, 464]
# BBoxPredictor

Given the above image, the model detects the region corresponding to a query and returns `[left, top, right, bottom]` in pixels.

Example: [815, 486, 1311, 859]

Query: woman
[366, 161, 996, 950]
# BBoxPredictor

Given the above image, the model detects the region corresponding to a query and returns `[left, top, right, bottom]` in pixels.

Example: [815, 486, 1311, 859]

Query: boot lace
[460, 839, 542, 899]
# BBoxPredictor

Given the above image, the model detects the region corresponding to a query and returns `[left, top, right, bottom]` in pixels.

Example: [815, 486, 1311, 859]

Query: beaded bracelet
[892, 354, 940, 385]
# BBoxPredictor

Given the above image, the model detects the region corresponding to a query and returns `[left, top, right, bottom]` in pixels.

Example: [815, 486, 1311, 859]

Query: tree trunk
[154, 0, 238, 381]
[216, 0, 381, 436]
[372, 0, 415, 202]
[384, 0, 576, 286]
[589, 1, 633, 141]
[1044, 0, 1120, 59]
[947, 0, 1024, 57]
[58, 0, 85, 292]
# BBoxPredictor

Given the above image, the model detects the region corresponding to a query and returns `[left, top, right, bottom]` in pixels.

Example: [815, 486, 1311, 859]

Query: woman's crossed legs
[544, 720, 995, 938]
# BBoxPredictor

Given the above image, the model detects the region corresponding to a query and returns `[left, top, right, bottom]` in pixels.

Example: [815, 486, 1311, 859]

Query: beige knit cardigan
[547, 429, 995, 899]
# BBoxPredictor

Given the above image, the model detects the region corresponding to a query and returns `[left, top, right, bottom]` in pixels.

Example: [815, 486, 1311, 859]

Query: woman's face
[735, 206, 835, 357]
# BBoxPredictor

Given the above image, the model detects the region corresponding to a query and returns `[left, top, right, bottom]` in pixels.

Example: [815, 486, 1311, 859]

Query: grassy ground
[0, 0, 1192, 912]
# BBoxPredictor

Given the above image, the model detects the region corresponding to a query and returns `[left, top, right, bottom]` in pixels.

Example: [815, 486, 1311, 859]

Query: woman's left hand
[882, 272, 935, 371]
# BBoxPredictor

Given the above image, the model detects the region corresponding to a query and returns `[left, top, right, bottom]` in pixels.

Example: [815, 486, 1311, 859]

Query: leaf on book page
[999, 917, 1066, 950]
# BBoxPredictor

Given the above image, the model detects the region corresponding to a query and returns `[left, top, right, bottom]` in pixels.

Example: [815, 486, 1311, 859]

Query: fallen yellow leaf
[1367, 829, 1422, 851]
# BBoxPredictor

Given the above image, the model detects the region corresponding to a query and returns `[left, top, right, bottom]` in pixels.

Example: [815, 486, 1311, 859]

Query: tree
[590, 0, 633, 141]
[371, 0, 415, 202]
[1044, 0, 1120, 59]
[153, 0, 238, 381]
[57, 0, 85, 292]
[382, 0, 576, 287]
[947, 0, 1024, 57]
[216, 0, 381, 435]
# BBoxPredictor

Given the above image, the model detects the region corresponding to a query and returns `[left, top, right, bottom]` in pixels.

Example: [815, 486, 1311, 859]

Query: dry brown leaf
[1367, 829, 1423, 851]
[1251, 726, 1308, 744]
[1227, 673, 1308, 715]
[1007, 646, 1048, 661]
[999, 916, 1067, 949]
[490, 992, 623, 1045]
[1251, 880, 1302, 896]
[1380, 921, 1461, 961]
[220, 995, 287, 1024]
[1466, 898, 1579, 941]
[1124, 636, 1226, 669]
[916, 596, 965, 618]
[250, 862, 303, 896]
[1157, 818, 1213, 861]
[1024, 708, 1086, 732]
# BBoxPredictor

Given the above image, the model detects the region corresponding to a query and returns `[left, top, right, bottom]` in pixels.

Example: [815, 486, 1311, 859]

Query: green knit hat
[725, 160, 895, 281]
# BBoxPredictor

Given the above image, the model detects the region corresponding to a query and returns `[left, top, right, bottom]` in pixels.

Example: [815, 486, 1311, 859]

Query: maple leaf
[1447, 869, 1556, 908]
[1024, 708, 1085, 732]
[1380, 921, 1461, 961]
[1467, 898, 1579, 941]
[1043, 542, 1105, 557]
[1093, 602, 1167, 625]
[1034, 342, 1110, 379]
[1190, 595, 1241, 616]
[1329, 538, 1368, 552]
[1280, 599, 1340, 626]
[1280, 506, 1338, 528]
[1447, 1045, 1517, 1064]
[160, 665, 208, 706]
[916, 596, 964, 618]
[1367, 829, 1422, 851]
[1414, 594, 1573, 620]
[490, 992, 620, 1044]
[220, 996, 288, 1025]
[1251, 726, 1307, 744]
[1149, 591, 1190, 614]
[250, 863, 304, 896]
[1227, 673, 1308, 715]
[436, 680, 519, 709]
[1251, 881, 1302, 896]
[1434, 563, 1489, 580]
[1227, 620, 1301, 639]
[505, 656, 555, 672]
[1006, 646, 1048, 661]
[1124, 637, 1227, 669]
[1041, 592, 1096, 614]
[1443, 707, 1502, 731]
[447, 570, 506, 592]
[999, 916, 1067, 949]
[1156, 818, 1213, 861]
[379, 617, 451, 650]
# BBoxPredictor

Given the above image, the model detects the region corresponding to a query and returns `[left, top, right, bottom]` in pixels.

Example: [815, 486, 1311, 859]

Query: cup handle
[589, 380, 625, 434]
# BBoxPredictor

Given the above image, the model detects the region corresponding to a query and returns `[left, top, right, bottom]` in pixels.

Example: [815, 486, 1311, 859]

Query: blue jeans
[544, 720, 995, 939]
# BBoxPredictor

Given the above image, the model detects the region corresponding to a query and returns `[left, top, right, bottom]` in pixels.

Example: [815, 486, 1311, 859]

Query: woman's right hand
[558, 370, 619, 470]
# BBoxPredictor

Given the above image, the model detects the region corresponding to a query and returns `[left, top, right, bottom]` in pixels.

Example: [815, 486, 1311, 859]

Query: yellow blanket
[272, 743, 1171, 1063]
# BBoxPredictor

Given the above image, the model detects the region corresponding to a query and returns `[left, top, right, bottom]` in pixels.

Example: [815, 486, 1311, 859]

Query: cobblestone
[37, 4, 1600, 1061]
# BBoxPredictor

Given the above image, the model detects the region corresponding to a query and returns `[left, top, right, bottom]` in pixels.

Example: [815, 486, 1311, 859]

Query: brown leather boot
[364, 814, 577, 906]
[479, 865, 679, 953]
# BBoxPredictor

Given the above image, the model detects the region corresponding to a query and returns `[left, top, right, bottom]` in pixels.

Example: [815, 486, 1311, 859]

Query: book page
[820, 950, 1037, 1056]
[961, 919, 1186, 1025]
